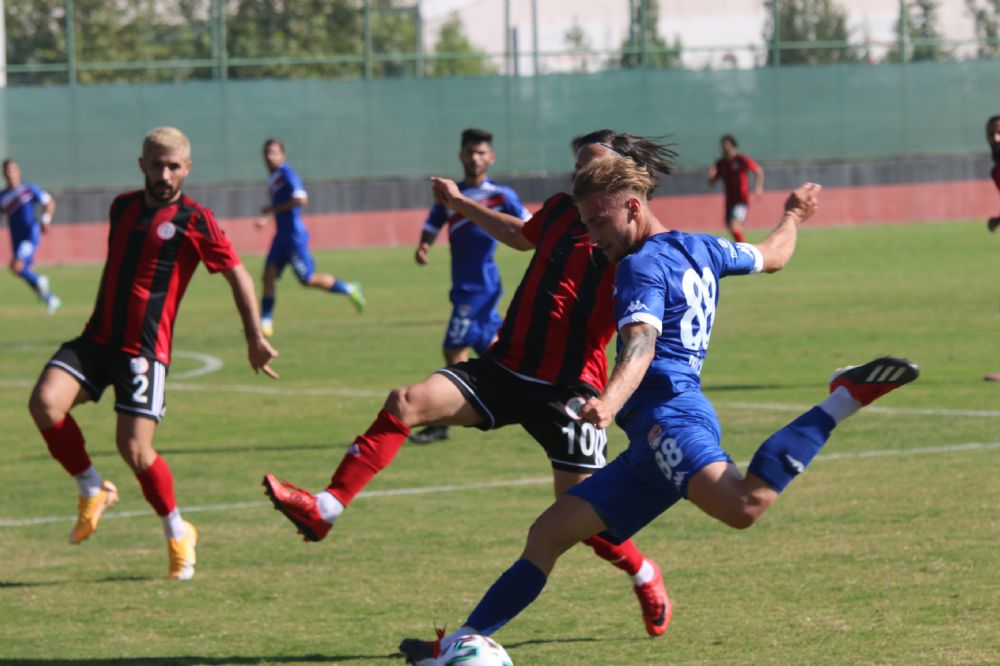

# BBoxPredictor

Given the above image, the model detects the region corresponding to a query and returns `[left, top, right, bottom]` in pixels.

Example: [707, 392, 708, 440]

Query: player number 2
[679, 267, 717, 351]
[132, 374, 149, 404]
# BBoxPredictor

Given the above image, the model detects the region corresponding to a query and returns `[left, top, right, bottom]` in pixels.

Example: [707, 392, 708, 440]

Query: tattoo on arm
[616, 325, 657, 364]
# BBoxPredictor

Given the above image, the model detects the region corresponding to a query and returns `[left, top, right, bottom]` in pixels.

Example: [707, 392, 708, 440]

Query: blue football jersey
[613, 232, 763, 405]
[267, 163, 309, 243]
[1, 183, 50, 239]
[423, 178, 530, 305]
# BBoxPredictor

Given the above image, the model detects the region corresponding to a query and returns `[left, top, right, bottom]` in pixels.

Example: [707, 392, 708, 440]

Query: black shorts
[437, 357, 608, 473]
[47, 337, 168, 423]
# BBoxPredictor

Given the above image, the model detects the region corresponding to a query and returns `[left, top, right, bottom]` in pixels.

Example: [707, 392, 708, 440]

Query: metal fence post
[772, 0, 781, 67]
[65, 0, 76, 84]
[363, 0, 372, 79]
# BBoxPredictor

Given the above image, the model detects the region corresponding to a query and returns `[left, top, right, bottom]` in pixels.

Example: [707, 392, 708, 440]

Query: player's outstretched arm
[578, 322, 657, 429]
[221, 264, 279, 379]
[430, 177, 534, 251]
[753, 182, 821, 273]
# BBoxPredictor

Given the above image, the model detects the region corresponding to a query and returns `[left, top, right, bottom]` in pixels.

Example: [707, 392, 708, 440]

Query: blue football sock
[17, 266, 40, 290]
[330, 280, 350, 295]
[261, 297, 275, 319]
[465, 558, 548, 636]
[747, 406, 836, 493]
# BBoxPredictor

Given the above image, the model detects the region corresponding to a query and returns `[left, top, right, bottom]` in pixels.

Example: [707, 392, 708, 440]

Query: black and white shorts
[48, 337, 168, 422]
[437, 357, 608, 473]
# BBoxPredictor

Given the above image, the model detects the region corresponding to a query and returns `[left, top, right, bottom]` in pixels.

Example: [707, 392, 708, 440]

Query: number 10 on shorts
[560, 420, 607, 467]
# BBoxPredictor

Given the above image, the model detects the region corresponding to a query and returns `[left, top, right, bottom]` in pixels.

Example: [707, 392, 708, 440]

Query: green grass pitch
[1, 219, 998, 665]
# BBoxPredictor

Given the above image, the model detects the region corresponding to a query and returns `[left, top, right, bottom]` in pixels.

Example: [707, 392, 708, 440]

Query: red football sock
[41, 415, 91, 476]
[584, 534, 645, 576]
[733, 227, 746, 243]
[136, 455, 177, 516]
[326, 409, 410, 507]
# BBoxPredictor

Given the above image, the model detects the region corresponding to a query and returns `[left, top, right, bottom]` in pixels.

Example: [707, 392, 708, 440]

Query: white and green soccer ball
[437, 634, 513, 666]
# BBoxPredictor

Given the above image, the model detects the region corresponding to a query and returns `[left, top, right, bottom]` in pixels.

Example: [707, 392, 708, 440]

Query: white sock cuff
[74, 466, 104, 498]
[631, 559, 655, 586]
[818, 386, 862, 424]
[315, 490, 344, 524]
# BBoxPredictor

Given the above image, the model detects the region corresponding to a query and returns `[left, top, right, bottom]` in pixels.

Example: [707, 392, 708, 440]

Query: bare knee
[28, 383, 68, 428]
[382, 386, 419, 425]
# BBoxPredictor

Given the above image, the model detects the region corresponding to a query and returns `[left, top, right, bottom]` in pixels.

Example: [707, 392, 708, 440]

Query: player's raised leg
[690, 356, 919, 528]
[263, 371, 483, 541]
[28, 364, 117, 544]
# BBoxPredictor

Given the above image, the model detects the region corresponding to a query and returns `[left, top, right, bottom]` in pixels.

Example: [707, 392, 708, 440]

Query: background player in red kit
[27, 126, 278, 580]
[985, 115, 1000, 382]
[708, 134, 764, 242]
[263, 130, 676, 637]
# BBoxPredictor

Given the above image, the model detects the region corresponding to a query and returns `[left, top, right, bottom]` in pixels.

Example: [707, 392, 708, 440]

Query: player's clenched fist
[783, 182, 821, 223]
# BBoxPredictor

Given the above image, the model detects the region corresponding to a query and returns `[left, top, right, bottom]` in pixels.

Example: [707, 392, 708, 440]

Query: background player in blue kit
[257, 138, 365, 336]
[408, 128, 531, 444]
[399, 155, 919, 663]
[2, 158, 61, 314]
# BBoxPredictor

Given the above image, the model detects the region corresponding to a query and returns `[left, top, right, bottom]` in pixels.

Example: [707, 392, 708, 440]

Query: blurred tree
[965, 0, 1000, 58]
[886, 0, 951, 62]
[4, 0, 66, 84]
[619, 0, 682, 69]
[5, 0, 421, 83]
[228, 0, 419, 79]
[427, 13, 496, 77]
[564, 18, 593, 73]
[762, 0, 860, 65]
[73, 0, 212, 83]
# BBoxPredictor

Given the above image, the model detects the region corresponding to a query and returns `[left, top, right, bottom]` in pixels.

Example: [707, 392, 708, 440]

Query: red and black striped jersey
[486, 192, 615, 392]
[82, 190, 241, 365]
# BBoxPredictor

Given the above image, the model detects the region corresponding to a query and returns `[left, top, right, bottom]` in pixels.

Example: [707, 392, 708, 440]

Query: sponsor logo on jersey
[156, 221, 177, 240]
[130, 356, 150, 375]
[647, 425, 663, 448]
[626, 299, 649, 314]
[784, 454, 805, 474]
[716, 237, 737, 259]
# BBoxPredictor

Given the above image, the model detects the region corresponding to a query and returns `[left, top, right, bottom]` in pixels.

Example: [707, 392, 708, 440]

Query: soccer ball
[437, 634, 513, 666]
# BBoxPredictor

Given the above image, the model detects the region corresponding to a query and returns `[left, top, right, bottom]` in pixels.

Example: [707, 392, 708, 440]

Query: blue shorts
[266, 237, 315, 284]
[11, 232, 39, 266]
[444, 291, 502, 354]
[568, 391, 731, 541]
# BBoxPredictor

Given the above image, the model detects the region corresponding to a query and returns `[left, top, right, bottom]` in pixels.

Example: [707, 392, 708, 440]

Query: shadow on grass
[0, 655, 398, 665]
[0, 638, 625, 665]
[504, 636, 627, 649]
[1, 575, 154, 588]
[15, 442, 347, 463]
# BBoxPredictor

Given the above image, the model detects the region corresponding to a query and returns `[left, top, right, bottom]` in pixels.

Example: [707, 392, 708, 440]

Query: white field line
[3, 440, 999, 529]
[716, 401, 1000, 419]
[1, 375, 998, 417]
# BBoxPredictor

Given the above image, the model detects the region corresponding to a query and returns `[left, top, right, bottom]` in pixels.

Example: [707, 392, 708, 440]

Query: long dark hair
[571, 129, 678, 192]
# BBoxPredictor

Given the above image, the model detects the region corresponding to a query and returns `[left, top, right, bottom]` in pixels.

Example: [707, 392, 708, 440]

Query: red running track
[3, 179, 998, 266]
